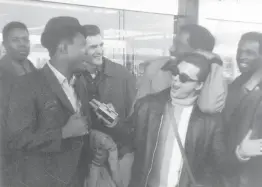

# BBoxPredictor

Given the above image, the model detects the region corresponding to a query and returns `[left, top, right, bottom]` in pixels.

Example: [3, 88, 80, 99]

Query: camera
[89, 99, 119, 128]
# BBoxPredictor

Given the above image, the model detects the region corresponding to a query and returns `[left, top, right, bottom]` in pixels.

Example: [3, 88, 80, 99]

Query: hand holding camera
[89, 99, 119, 128]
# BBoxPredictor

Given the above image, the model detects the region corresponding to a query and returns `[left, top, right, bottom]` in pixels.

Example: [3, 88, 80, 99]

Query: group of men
[0, 15, 262, 187]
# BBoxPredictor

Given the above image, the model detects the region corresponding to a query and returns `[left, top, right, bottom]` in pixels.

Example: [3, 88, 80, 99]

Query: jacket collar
[42, 64, 75, 113]
[152, 88, 200, 116]
[103, 57, 119, 77]
[0, 55, 36, 76]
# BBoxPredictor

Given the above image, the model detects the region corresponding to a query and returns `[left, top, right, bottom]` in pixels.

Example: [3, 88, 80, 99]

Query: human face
[237, 40, 261, 74]
[85, 34, 104, 66]
[66, 32, 87, 72]
[170, 61, 202, 99]
[3, 28, 30, 61]
[171, 31, 193, 56]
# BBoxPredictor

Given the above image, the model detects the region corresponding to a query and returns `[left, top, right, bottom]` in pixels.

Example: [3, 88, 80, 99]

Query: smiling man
[129, 52, 226, 187]
[81, 25, 136, 147]
[223, 32, 262, 187]
[80, 24, 136, 187]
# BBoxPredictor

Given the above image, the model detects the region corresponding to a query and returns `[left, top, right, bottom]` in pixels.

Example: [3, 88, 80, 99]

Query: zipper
[144, 115, 164, 187]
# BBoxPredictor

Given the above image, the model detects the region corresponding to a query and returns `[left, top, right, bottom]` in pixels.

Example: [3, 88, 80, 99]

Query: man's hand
[238, 130, 262, 158]
[92, 148, 109, 166]
[62, 113, 89, 138]
[96, 103, 119, 127]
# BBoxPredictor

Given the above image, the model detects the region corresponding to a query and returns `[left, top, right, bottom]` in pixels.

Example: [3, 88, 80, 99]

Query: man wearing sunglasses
[135, 24, 227, 115]
[129, 52, 226, 187]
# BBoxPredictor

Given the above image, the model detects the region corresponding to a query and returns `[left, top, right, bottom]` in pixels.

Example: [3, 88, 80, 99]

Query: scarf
[171, 94, 198, 107]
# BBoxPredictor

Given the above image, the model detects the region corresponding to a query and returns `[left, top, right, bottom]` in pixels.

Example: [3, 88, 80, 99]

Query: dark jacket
[0, 55, 37, 186]
[0, 55, 36, 127]
[224, 72, 262, 187]
[82, 57, 136, 145]
[5, 65, 91, 187]
[129, 88, 226, 187]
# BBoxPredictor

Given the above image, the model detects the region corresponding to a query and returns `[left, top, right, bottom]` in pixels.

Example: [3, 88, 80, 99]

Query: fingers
[81, 130, 89, 136]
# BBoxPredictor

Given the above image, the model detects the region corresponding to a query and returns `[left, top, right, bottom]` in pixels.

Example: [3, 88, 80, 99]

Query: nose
[238, 51, 249, 61]
[172, 74, 180, 83]
[95, 45, 103, 55]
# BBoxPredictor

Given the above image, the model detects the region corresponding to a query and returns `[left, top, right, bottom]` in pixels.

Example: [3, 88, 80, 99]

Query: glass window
[0, 0, 175, 75]
[199, 0, 262, 82]
[0, 0, 121, 68]
[123, 11, 174, 75]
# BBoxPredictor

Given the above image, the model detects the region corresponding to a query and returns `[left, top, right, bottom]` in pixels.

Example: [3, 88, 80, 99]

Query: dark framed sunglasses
[171, 66, 198, 83]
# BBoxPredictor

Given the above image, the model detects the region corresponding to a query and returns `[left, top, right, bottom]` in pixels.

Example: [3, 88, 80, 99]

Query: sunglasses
[171, 66, 198, 83]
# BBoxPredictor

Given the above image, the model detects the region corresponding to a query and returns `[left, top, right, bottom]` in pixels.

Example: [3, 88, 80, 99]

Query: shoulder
[104, 58, 134, 79]
[143, 56, 170, 77]
[135, 88, 170, 112]
[11, 70, 42, 93]
[193, 106, 223, 128]
[143, 56, 170, 67]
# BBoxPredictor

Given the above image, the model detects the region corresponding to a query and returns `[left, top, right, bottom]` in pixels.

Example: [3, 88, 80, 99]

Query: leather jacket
[129, 88, 226, 187]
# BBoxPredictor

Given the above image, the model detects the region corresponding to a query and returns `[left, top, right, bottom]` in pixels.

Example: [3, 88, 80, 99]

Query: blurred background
[1, 0, 262, 82]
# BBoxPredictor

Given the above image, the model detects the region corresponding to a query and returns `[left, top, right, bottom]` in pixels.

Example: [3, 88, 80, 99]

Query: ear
[57, 42, 68, 55]
[195, 82, 203, 91]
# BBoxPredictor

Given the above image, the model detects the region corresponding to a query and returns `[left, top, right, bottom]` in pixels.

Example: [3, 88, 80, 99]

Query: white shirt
[47, 62, 81, 113]
[159, 105, 193, 187]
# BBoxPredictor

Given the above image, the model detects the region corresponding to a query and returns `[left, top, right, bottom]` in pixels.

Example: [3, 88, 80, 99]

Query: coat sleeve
[125, 73, 137, 117]
[100, 72, 136, 145]
[197, 59, 228, 114]
[210, 114, 228, 172]
[6, 79, 63, 152]
[128, 99, 149, 187]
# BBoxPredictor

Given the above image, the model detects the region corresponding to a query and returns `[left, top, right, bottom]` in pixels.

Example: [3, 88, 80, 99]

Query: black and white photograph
[0, 0, 262, 187]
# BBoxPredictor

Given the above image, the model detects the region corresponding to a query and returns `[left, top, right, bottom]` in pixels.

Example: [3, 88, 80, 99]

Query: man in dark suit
[224, 32, 262, 187]
[0, 21, 37, 186]
[5, 17, 90, 187]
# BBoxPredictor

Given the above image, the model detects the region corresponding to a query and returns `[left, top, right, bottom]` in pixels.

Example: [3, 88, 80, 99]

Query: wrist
[236, 145, 250, 161]
[62, 127, 70, 139]
[92, 160, 103, 167]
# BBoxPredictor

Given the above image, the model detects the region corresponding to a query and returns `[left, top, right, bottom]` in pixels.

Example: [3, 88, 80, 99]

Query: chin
[93, 60, 103, 66]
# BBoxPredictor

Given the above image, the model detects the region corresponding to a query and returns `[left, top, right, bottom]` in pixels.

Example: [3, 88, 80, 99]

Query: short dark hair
[177, 52, 211, 82]
[238, 32, 262, 54]
[41, 26, 85, 57]
[2, 21, 28, 42]
[180, 24, 215, 52]
[83, 25, 101, 37]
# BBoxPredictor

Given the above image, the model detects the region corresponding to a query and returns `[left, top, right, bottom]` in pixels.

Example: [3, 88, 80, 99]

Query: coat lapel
[178, 106, 200, 187]
[42, 64, 75, 114]
[74, 74, 91, 123]
[0, 55, 36, 76]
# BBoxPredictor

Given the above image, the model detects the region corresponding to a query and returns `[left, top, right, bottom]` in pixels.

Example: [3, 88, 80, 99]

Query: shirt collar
[47, 61, 76, 85]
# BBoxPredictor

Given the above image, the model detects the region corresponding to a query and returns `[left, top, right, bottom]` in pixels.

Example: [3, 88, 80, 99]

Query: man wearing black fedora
[4, 16, 91, 187]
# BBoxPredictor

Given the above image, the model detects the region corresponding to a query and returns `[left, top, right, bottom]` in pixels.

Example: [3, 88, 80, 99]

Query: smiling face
[85, 34, 104, 66]
[170, 61, 203, 100]
[237, 40, 261, 74]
